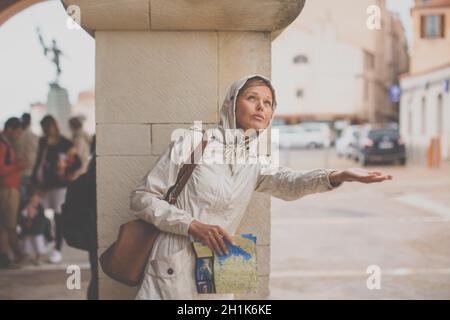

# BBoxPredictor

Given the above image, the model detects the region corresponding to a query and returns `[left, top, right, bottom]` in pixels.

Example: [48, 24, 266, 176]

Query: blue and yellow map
[192, 234, 258, 294]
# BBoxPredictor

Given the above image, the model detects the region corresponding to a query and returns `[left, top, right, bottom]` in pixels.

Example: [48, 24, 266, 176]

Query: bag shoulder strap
[0, 134, 12, 165]
[164, 131, 208, 205]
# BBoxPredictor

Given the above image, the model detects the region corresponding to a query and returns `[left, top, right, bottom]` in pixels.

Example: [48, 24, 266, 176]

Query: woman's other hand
[188, 220, 236, 256]
[329, 168, 393, 185]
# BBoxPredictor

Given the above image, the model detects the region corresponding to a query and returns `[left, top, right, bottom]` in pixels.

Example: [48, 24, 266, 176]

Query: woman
[69, 116, 92, 178]
[130, 74, 392, 300]
[31, 115, 81, 264]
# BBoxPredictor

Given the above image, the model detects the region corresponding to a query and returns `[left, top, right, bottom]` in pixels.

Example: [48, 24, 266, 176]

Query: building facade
[272, 0, 409, 124]
[71, 89, 96, 135]
[400, 0, 450, 162]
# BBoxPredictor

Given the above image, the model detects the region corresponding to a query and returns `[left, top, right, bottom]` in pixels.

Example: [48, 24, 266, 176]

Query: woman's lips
[253, 114, 265, 121]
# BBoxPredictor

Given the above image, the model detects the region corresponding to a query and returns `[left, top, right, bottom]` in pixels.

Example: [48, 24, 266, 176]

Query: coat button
[167, 268, 174, 275]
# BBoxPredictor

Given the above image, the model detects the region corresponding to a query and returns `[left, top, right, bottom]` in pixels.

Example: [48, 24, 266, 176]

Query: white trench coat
[130, 74, 341, 300]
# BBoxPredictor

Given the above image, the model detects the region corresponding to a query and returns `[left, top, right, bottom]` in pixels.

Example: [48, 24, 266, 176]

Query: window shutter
[420, 15, 425, 38]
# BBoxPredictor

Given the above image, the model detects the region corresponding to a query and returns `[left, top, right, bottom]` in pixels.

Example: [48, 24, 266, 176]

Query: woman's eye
[248, 96, 254, 100]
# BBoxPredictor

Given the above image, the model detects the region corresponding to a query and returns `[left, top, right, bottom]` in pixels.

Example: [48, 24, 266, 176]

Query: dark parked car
[355, 126, 406, 166]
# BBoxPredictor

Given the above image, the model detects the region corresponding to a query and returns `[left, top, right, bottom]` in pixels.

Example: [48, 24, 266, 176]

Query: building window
[293, 54, 308, 64]
[421, 97, 426, 134]
[296, 88, 304, 98]
[421, 15, 445, 38]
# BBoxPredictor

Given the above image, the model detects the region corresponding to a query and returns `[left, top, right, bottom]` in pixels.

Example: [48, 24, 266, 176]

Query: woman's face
[30, 193, 40, 205]
[42, 123, 56, 137]
[235, 85, 273, 132]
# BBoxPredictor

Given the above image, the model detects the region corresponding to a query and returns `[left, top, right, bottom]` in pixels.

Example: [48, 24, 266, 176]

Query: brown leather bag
[99, 135, 208, 287]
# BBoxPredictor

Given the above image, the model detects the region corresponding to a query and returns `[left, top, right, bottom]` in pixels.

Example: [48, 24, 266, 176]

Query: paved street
[1, 148, 449, 300]
[270, 148, 450, 299]
[0, 245, 90, 300]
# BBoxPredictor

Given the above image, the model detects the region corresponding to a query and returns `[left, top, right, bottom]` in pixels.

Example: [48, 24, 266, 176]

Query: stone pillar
[63, 0, 305, 300]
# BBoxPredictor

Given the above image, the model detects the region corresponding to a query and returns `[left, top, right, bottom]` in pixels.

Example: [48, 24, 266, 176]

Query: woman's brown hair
[236, 76, 276, 109]
[40, 115, 61, 142]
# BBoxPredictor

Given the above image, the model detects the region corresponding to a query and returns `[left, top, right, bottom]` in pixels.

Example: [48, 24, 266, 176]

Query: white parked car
[335, 125, 361, 158]
[276, 123, 331, 149]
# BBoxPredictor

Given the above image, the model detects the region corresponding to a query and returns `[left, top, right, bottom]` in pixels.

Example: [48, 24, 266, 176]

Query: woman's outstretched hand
[188, 220, 236, 256]
[329, 168, 393, 185]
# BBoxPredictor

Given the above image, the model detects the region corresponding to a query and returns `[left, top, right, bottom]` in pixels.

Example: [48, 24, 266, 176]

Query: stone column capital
[62, 0, 305, 33]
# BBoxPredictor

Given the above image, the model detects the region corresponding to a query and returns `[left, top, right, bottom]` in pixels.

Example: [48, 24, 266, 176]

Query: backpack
[61, 169, 96, 251]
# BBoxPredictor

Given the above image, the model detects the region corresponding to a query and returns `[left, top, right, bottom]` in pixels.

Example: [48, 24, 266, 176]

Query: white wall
[272, 20, 363, 118]
[400, 67, 450, 161]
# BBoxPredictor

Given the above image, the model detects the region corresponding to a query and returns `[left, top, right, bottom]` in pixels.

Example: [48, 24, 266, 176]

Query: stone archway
[0, 0, 46, 27]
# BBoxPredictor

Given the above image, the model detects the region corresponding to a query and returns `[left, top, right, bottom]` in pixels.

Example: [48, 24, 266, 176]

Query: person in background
[84, 143, 97, 300]
[69, 116, 91, 177]
[90, 134, 95, 159]
[0, 117, 25, 268]
[18, 187, 48, 265]
[31, 115, 81, 264]
[15, 113, 39, 210]
[62, 138, 97, 299]
[65, 157, 98, 299]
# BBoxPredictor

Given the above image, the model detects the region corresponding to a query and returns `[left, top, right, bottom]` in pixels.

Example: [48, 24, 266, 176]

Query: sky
[386, 0, 415, 47]
[0, 0, 94, 126]
[0, 0, 415, 127]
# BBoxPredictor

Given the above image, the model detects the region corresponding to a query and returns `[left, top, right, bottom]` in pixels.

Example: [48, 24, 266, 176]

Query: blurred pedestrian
[18, 187, 49, 265]
[15, 113, 39, 210]
[31, 115, 81, 264]
[62, 156, 98, 299]
[90, 134, 95, 157]
[0, 117, 25, 268]
[69, 116, 91, 177]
